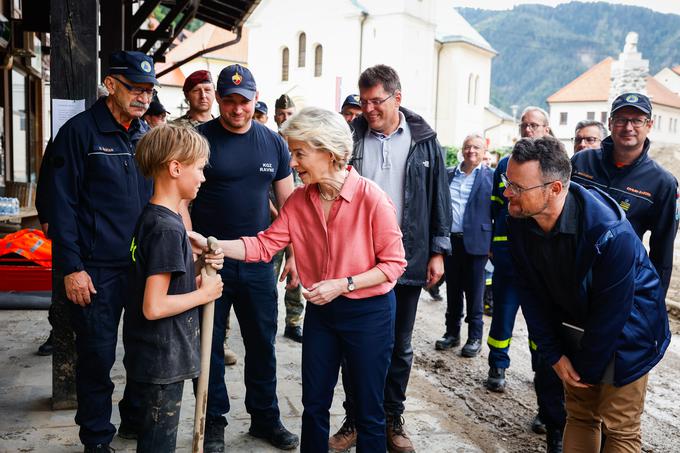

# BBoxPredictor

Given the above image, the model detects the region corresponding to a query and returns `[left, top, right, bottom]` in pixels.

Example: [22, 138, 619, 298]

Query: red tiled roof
[547, 57, 612, 103]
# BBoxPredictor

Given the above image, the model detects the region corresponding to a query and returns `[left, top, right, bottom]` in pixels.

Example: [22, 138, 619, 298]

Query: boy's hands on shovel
[198, 267, 224, 302]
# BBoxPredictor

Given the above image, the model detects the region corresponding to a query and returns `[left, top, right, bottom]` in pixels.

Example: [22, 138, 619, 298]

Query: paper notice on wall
[52, 99, 85, 138]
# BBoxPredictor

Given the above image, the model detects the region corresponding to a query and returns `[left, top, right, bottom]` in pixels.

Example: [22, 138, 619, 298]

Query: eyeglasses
[501, 173, 555, 196]
[111, 76, 157, 98]
[519, 122, 545, 131]
[360, 93, 395, 107]
[572, 136, 600, 145]
[610, 117, 649, 128]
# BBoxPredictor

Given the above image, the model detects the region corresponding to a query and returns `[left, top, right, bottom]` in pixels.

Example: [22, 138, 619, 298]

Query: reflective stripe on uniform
[487, 336, 511, 349]
[493, 236, 508, 242]
[485, 277, 492, 285]
[491, 195, 505, 205]
[529, 339, 538, 351]
[498, 181, 505, 188]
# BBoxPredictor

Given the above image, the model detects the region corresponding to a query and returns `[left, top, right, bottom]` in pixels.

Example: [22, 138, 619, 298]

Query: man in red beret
[173, 69, 216, 128]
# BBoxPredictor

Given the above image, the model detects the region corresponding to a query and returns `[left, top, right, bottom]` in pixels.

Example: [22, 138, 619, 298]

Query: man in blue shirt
[190, 64, 299, 452]
[49, 51, 156, 453]
[435, 134, 493, 357]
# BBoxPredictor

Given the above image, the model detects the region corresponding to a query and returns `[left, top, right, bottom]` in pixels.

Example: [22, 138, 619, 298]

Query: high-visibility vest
[0, 229, 52, 267]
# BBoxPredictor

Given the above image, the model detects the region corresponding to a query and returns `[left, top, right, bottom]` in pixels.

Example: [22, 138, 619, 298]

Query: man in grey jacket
[329, 64, 452, 453]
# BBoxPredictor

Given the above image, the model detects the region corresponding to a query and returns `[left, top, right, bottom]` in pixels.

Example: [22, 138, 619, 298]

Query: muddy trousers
[272, 250, 305, 327]
[487, 273, 521, 369]
[69, 266, 142, 447]
[127, 379, 185, 453]
[301, 292, 395, 453]
[563, 374, 648, 452]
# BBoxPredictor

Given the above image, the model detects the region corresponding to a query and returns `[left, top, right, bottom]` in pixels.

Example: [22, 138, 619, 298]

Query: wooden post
[49, 0, 99, 410]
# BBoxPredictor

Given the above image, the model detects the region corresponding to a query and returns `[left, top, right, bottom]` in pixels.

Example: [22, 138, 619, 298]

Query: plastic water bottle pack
[0, 197, 20, 215]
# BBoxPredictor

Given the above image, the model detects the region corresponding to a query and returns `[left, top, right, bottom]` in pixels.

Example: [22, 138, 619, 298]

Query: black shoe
[37, 331, 54, 356]
[249, 421, 300, 450]
[485, 367, 506, 392]
[84, 445, 114, 453]
[435, 334, 460, 350]
[117, 420, 138, 440]
[531, 414, 547, 435]
[461, 338, 482, 357]
[546, 428, 564, 453]
[283, 325, 303, 343]
[204, 415, 228, 453]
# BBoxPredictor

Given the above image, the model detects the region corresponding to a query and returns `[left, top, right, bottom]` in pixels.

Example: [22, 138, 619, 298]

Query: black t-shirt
[123, 203, 200, 384]
[191, 119, 291, 239]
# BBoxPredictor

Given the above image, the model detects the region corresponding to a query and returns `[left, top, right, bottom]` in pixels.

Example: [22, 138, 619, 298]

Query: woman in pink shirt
[191, 107, 406, 452]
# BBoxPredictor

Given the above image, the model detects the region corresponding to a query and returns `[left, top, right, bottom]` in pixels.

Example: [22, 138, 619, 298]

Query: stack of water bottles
[0, 197, 20, 216]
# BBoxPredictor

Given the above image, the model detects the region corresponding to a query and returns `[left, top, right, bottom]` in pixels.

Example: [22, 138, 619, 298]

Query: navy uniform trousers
[69, 266, 141, 446]
[206, 259, 281, 429]
[301, 291, 395, 453]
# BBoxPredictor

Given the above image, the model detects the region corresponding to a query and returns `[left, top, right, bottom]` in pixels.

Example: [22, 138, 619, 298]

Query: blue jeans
[206, 259, 280, 429]
[69, 266, 141, 446]
[301, 292, 395, 453]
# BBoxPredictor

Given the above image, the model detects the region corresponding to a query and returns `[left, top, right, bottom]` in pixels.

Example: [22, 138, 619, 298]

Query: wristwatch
[346, 276, 356, 292]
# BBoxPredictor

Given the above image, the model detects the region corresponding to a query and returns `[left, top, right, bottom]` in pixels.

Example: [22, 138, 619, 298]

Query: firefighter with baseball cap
[49, 50, 158, 452]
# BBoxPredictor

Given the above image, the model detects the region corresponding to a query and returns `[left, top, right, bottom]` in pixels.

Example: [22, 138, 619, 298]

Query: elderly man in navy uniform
[49, 51, 156, 453]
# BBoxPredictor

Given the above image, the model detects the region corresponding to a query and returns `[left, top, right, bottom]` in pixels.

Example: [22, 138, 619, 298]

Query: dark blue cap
[217, 64, 256, 100]
[611, 92, 652, 116]
[144, 100, 169, 116]
[108, 51, 159, 85]
[255, 101, 268, 115]
[342, 94, 361, 109]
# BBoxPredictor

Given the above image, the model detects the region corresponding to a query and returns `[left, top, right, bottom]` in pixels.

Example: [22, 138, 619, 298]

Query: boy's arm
[143, 269, 223, 321]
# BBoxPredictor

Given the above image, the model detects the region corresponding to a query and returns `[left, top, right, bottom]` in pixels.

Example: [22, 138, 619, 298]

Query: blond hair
[279, 107, 353, 170]
[135, 124, 210, 178]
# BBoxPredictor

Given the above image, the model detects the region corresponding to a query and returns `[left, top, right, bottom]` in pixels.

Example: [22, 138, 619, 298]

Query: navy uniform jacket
[509, 183, 670, 387]
[571, 137, 679, 295]
[49, 97, 152, 274]
[489, 156, 516, 277]
[446, 164, 493, 255]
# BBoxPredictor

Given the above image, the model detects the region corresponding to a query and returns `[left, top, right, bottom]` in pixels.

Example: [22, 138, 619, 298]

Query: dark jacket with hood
[350, 107, 452, 285]
[508, 182, 670, 387]
[571, 137, 678, 295]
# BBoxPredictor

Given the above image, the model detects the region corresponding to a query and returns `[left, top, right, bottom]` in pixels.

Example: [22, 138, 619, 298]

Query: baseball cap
[611, 92, 652, 116]
[108, 51, 159, 85]
[342, 94, 361, 109]
[275, 94, 295, 110]
[144, 100, 169, 116]
[216, 64, 256, 100]
[183, 70, 213, 92]
[255, 101, 268, 115]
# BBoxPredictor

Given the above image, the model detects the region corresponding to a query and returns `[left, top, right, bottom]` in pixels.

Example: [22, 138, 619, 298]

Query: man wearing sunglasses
[504, 136, 669, 452]
[571, 93, 679, 297]
[49, 51, 158, 452]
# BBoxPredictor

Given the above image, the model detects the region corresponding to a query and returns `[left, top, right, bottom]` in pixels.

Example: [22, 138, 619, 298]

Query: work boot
[546, 428, 564, 453]
[204, 415, 227, 453]
[37, 331, 54, 356]
[485, 367, 506, 392]
[223, 341, 237, 366]
[461, 338, 482, 358]
[386, 414, 415, 453]
[435, 334, 460, 350]
[83, 445, 114, 453]
[531, 414, 547, 434]
[284, 325, 303, 343]
[249, 420, 299, 450]
[328, 416, 357, 452]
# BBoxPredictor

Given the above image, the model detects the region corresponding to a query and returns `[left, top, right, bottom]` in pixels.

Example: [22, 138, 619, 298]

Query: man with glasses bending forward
[49, 51, 156, 452]
[572, 120, 607, 153]
[329, 65, 452, 453]
[572, 93, 679, 297]
[504, 136, 670, 452]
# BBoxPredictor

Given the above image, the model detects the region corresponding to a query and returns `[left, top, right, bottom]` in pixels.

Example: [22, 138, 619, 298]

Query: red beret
[183, 70, 213, 92]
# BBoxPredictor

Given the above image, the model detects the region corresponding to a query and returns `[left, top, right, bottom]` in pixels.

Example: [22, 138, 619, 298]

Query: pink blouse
[242, 166, 406, 299]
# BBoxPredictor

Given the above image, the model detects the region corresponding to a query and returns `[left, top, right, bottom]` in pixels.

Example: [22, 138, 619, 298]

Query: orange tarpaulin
[0, 229, 52, 267]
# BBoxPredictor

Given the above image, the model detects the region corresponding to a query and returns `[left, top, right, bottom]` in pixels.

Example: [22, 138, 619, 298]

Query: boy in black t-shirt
[124, 124, 224, 452]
